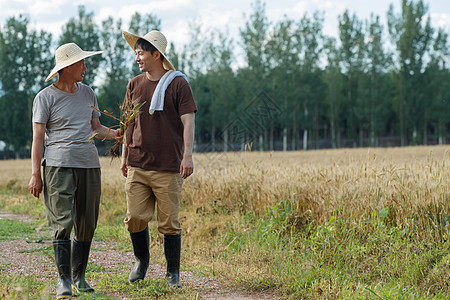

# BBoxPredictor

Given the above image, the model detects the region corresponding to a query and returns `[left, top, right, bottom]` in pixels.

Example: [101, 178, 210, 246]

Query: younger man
[121, 30, 196, 288]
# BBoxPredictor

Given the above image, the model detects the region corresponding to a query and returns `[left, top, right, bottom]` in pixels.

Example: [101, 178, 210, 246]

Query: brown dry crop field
[0, 145, 449, 299]
[1, 145, 450, 226]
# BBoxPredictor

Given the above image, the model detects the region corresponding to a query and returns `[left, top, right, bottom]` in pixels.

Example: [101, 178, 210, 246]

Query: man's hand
[115, 130, 123, 143]
[28, 174, 43, 198]
[180, 155, 194, 179]
[120, 161, 128, 177]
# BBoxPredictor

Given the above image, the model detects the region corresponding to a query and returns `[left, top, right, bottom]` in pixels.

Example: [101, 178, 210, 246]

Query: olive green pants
[43, 166, 101, 241]
[124, 167, 183, 235]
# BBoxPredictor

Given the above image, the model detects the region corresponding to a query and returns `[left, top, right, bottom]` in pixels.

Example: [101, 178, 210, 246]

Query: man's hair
[135, 38, 164, 62]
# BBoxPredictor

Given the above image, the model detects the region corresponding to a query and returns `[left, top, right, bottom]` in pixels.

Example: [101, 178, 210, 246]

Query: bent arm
[28, 123, 46, 198]
[91, 117, 119, 140]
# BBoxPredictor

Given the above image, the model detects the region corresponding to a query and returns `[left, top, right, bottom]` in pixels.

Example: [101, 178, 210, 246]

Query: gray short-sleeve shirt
[32, 83, 102, 168]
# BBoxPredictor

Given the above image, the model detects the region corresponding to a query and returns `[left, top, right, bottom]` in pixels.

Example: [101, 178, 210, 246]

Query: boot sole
[128, 278, 144, 283]
[72, 284, 94, 293]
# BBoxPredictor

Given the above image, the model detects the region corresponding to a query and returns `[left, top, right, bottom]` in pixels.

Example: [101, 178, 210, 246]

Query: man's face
[66, 59, 87, 82]
[135, 47, 159, 73]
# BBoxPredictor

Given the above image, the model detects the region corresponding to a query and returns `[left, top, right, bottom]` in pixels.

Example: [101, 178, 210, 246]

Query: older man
[29, 43, 118, 299]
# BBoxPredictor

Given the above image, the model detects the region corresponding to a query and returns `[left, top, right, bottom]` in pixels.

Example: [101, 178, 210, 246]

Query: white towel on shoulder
[149, 70, 188, 115]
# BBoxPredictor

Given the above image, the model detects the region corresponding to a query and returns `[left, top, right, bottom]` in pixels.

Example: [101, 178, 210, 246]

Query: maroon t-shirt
[124, 73, 197, 172]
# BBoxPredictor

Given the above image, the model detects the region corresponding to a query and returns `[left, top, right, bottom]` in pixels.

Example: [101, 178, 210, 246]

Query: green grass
[1, 196, 449, 299]
[209, 200, 450, 299]
[93, 224, 130, 251]
[0, 275, 53, 300]
[0, 219, 47, 241]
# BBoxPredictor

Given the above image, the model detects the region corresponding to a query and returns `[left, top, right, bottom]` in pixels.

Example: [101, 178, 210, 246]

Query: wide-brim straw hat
[45, 43, 103, 82]
[122, 30, 175, 71]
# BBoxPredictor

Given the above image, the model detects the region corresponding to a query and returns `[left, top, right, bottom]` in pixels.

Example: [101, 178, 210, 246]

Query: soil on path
[0, 212, 279, 300]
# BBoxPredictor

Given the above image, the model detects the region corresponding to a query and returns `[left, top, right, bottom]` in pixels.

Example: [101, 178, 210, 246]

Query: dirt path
[0, 212, 279, 299]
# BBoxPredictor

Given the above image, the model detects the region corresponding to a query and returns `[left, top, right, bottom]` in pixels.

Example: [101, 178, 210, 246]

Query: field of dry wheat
[2, 145, 450, 220]
[1, 145, 449, 239]
[1, 145, 449, 298]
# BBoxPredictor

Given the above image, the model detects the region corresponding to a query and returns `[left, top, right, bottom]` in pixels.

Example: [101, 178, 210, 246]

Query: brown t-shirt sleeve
[173, 77, 197, 116]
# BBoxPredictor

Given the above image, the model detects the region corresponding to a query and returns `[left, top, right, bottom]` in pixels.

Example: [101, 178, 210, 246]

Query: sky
[0, 0, 449, 52]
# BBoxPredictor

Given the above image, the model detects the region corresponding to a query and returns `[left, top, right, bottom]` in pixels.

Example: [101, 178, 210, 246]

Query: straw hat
[45, 43, 103, 82]
[122, 30, 175, 71]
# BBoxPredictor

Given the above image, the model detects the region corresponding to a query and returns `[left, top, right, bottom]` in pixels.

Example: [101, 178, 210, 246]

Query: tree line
[0, 0, 449, 158]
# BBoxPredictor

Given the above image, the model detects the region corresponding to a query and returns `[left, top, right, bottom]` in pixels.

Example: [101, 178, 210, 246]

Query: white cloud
[431, 12, 450, 29]
[1, 0, 449, 54]
[33, 19, 66, 38]
[28, 0, 65, 17]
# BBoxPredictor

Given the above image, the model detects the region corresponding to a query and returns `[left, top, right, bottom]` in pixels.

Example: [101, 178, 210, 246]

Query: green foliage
[1, 1, 450, 153]
[97, 17, 129, 130]
[0, 14, 52, 154]
[58, 5, 102, 88]
[387, 0, 434, 145]
[127, 12, 161, 77]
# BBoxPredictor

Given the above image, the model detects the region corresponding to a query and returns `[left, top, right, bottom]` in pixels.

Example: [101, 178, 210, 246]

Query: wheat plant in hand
[91, 96, 145, 157]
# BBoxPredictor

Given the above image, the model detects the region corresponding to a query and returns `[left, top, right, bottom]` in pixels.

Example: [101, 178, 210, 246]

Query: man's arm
[120, 144, 128, 177]
[91, 117, 119, 140]
[180, 112, 195, 179]
[28, 123, 46, 198]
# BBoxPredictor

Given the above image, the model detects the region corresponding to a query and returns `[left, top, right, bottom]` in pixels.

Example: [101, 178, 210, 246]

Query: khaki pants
[43, 166, 101, 241]
[124, 167, 183, 235]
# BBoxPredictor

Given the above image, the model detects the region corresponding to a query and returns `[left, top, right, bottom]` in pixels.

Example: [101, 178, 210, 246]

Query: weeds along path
[0, 212, 278, 300]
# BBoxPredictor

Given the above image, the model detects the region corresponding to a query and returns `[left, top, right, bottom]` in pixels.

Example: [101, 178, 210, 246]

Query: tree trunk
[223, 129, 228, 152]
[269, 128, 274, 151]
[211, 123, 215, 149]
[292, 107, 297, 151]
[399, 74, 406, 146]
[359, 126, 363, 147]
[423, 112, 427, 145]
[303, 103, 308, 150]
[303, 130, 308, 150]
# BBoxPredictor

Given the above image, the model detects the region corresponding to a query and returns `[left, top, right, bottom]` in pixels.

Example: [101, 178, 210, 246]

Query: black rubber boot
[128, 226, 150, 283]
[164, 234, 182, 288]
[72, 239, 94, 293]
[53, 240, 72, 299]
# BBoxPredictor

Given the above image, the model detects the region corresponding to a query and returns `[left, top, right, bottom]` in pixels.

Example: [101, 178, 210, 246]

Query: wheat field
[2, 145, 450, 218]
[1, 145, 449, 298]
[1, 145, 449, 237]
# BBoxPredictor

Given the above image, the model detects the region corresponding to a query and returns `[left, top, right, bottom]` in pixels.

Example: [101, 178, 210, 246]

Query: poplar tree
[338, 10, 364, 147]
[387, 0, 433, 145]
[0, 15, 52, 157]
[97, 17, 129, 129]
[58, 5, 102, 88]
